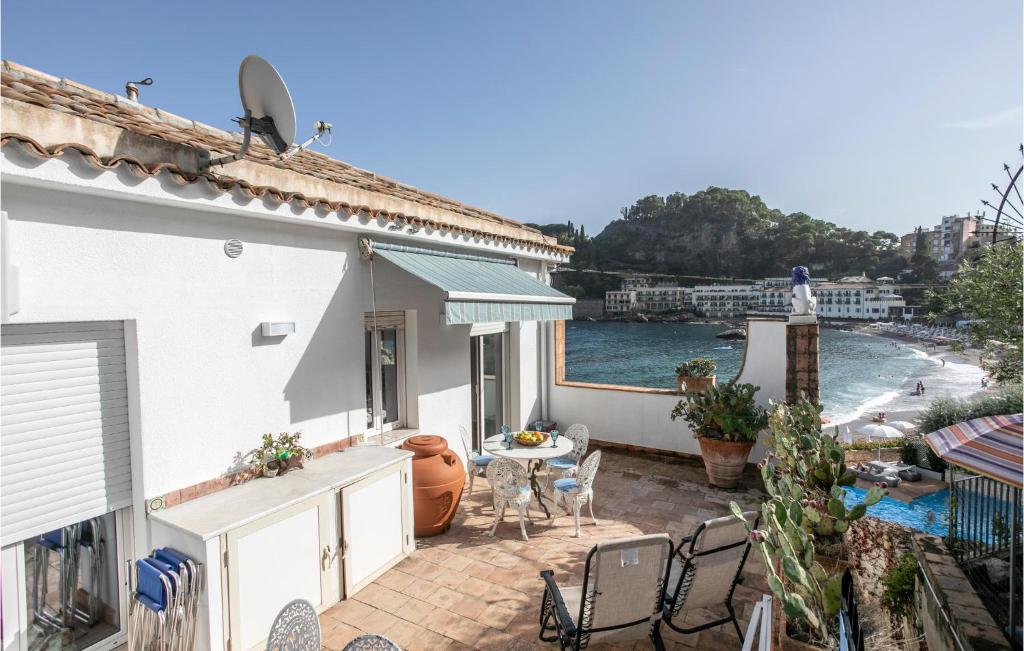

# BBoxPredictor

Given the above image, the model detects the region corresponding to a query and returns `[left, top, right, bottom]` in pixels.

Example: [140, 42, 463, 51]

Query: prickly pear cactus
[761, 400, 887, 547]
[735, 399, 889, 644]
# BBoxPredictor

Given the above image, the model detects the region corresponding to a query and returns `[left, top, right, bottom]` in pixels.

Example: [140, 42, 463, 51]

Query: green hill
[534, 187, 910, 283]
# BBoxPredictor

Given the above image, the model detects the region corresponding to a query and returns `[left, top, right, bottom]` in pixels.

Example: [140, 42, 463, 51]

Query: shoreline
[826, 326, 988, 438]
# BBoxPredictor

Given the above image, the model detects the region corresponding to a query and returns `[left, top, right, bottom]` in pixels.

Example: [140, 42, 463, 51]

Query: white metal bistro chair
[539, 533, 672, 650]
[266, 598, 320, 650]
[544, 423, 589, 482]
[485, 457, 534, 540]
[553, 450, 601, 537]
[660, 511, 759, 642]
[342, 633, 401, 650]
[459, 425, 495, 498]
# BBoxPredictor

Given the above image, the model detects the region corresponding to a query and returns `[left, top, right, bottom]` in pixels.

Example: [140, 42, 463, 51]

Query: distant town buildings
[604, 273, 907, 321]
[899, 212, 989, 279]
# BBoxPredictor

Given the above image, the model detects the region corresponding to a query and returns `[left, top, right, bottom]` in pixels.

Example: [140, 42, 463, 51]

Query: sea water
[563, 321, 985, 424]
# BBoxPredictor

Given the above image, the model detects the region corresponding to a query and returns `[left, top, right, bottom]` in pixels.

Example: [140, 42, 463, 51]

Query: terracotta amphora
[401, 435, 466, 537]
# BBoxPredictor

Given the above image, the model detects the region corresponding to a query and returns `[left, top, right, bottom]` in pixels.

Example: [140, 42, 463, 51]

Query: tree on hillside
[936, 241, 1023, 383]
[905, 227, 939, 283]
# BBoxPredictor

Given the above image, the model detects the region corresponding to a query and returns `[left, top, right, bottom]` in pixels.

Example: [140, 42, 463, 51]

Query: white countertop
[149, 446, 413, 541]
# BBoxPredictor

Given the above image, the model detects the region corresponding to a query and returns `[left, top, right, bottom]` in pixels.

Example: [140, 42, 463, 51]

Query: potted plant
[252, 432, 311, 478]
[675, 357, 717, 393]
[671, 382, 767, 488]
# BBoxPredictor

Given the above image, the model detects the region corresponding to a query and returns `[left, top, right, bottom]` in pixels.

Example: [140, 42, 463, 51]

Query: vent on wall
[224, 239, 244, 258]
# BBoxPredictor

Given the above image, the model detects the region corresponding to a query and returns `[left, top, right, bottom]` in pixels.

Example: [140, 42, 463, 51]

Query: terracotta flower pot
[677, 374, 716, 394]
[401, 435, 466, 537]
[696, 437, 754, 488]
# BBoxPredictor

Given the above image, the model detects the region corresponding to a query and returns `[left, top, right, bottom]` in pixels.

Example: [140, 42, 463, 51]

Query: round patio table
[483, 433, 574, 519]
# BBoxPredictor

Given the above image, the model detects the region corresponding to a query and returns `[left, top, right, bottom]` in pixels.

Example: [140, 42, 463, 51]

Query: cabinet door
[339, 462, 411, 597]
[225, 492, 338, 650]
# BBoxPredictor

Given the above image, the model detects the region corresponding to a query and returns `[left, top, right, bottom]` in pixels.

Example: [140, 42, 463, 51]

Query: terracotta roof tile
[1, 60, 571, 255]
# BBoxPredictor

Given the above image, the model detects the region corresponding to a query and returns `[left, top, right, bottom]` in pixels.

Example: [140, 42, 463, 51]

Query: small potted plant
[671, 383, 766, 488]
[252, 432, 311, 478]
[675, 358, 716, 394]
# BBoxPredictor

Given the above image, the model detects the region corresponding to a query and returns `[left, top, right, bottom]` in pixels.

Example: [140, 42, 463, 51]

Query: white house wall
[2, 178, 546, 510]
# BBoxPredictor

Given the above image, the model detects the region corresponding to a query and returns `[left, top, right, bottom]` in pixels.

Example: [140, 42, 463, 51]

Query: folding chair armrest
[539, 570, 576, 638]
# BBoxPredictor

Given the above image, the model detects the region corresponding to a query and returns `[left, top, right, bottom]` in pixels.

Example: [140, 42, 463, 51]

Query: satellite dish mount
[203, 55, 330, 169]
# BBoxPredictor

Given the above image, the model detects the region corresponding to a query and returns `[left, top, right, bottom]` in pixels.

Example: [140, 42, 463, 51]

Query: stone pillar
[786, 322, 820, 404]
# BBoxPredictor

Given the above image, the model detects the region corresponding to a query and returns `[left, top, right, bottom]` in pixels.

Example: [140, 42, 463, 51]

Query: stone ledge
[912, 533, 1010, 651]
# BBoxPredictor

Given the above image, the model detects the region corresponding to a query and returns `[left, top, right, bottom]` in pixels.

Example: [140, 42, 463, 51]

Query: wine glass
[502, 428, 514, 450]
[534, 420, 544, 432]
[550, 430, 560, 448]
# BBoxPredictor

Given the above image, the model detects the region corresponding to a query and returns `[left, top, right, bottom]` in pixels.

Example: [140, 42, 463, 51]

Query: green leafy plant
[880, 554, 919, 619]
[840, 440, 903, 451]
[899, 441, 920, 466]
[730, 496, 841, 645]
[993, 513, 1011, 547]
[670, 382, 767, 442]
[675, 357, 717, 377]
[761, 400, 887, 545]
[252, 432, 310, 474]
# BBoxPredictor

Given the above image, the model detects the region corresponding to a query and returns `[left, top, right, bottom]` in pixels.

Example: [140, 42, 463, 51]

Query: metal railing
[839, 569, 865, 651]
[948, 468, 1022, 642]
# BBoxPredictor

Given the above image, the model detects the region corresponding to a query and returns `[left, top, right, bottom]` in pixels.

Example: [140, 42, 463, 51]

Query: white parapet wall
[547, 318, 789, 460]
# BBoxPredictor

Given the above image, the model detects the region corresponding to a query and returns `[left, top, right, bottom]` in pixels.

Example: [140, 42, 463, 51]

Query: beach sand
[830, 329, 990, 441]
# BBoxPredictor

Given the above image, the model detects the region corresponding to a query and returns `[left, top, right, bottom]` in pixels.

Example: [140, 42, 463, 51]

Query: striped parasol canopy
[925, 413, 1023, 488]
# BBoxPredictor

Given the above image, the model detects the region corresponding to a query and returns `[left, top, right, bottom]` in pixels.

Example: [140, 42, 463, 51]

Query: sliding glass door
[470, 329, 509, 451]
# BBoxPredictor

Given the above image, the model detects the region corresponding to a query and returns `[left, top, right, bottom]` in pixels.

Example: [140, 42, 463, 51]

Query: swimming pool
[843, 486, 949, 536]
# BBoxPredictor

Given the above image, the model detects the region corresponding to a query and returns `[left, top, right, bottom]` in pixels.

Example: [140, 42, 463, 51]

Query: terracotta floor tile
[400, 577, 441, 601]
[448, 593, 488, 620]
[375, 568, 416, 592]
[392, 597, 437, 627]
[476, 603, 519, 630]
[424, 585, 465, 610]
[319, 449, 768, 650]
[354, 584, 411, 615]
[320, 620, 364, 649]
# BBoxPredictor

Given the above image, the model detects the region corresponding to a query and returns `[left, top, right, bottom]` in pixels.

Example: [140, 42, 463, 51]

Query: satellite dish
[204, 55, 331, 169]
[238, 55, 296, 154]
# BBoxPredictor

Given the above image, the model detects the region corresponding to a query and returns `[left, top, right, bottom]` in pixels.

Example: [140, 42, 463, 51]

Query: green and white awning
[361, 238, 574, 325]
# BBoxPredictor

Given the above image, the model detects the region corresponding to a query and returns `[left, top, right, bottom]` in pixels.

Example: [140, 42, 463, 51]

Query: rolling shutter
[363, 311, 405, 330]
[1, 321, 132, 546]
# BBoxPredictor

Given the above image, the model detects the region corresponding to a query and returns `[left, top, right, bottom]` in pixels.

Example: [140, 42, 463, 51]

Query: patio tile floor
[321, 448, 770, 650]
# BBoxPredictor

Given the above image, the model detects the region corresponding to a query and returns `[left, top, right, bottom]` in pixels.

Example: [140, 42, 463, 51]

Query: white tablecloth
[483, 433, 574, 461]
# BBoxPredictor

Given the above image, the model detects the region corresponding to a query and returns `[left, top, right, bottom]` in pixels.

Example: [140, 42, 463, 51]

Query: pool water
[843, 486, 949, 536]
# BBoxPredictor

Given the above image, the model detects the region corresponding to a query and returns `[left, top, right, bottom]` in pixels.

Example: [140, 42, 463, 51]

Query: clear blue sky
[3, 1, 1020, 237]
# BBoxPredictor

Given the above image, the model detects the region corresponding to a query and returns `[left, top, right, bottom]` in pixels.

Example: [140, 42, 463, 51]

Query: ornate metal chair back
[486, 458, 529, 500]
[266, 599, 320, 651]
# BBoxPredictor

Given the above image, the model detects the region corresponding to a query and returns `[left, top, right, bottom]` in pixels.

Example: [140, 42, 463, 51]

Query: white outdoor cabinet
[149, 446, 414, 651]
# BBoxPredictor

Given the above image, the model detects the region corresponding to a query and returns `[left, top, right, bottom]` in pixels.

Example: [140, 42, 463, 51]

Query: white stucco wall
[1, 175, 551, 505]
[547, 318, 790, 461]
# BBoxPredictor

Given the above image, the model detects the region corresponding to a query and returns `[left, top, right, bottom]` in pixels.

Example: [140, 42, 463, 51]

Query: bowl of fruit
[514, 430, 549, 447]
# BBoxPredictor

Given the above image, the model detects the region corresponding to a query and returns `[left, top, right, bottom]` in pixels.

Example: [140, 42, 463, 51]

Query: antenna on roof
[125, 77, 152, 102]
[203, 55, 332, 170]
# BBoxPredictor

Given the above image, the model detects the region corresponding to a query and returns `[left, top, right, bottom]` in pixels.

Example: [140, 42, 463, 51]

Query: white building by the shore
[815, 275, 906, 320]
[691, 284, 760, 317]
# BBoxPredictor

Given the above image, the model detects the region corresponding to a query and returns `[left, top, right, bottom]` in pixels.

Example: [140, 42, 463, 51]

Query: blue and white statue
[791, 266, 817, 317]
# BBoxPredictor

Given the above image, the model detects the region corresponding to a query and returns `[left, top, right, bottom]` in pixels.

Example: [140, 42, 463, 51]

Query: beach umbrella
[857, 424, 904, 440]
[886, 421, 918, 433]
[924, 413, 1023, 488]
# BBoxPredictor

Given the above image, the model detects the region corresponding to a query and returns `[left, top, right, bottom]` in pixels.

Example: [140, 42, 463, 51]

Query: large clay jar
[401, 435, 466, 537]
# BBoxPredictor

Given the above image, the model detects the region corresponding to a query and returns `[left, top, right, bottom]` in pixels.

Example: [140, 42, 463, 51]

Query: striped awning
[925, 414, 1023, 488]
[361, 238, 574, 325]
